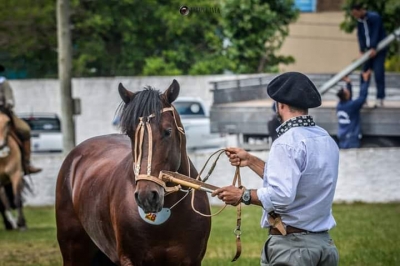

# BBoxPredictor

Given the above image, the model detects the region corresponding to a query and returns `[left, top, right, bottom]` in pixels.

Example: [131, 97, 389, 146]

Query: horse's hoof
[18, 226, 27, 231]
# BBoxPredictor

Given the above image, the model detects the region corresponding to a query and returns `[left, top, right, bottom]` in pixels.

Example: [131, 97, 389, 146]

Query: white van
[18, 113, 63, 152]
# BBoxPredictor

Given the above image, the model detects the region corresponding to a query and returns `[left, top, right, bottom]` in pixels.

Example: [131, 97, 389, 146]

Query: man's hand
[369, 48, 377, 58]
[362, 69, 372, 82]
[342, 75, 351, 83]
[225, 147, 251, 167]
[211, 185, 244, 206]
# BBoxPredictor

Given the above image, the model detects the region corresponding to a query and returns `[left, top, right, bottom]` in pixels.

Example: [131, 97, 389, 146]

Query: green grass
[0, 204, 399, 265]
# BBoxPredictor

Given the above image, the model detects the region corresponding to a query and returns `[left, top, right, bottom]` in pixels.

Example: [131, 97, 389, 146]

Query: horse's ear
[164, 79, 180, 104]
[118, 83, 135, 104]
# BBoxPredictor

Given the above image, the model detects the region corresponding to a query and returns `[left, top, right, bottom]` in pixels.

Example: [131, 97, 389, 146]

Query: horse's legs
[9, 172, 26, 229]
[0, 187, 17, 230]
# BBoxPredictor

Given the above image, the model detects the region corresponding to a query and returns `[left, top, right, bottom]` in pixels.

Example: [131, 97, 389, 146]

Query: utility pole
[57, 0, 75, 153]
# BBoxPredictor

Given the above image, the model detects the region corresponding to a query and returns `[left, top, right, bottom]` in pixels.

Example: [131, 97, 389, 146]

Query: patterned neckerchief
[276, 115, 316, 137]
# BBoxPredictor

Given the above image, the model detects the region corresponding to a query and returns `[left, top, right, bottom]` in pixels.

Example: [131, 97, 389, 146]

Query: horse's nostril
[134, 191, 139, 202]
[151, 191, 159, 202]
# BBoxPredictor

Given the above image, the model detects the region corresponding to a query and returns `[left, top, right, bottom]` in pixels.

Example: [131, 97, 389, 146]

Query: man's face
[351, 9, 363, 19]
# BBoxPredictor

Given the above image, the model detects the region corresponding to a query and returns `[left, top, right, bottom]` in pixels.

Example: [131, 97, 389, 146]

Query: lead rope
[188, 149, 243, 262]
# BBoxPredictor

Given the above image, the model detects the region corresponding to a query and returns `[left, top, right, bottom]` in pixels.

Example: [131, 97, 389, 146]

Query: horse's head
[0, 110, 11, 158]
[118, 80, 186, 213]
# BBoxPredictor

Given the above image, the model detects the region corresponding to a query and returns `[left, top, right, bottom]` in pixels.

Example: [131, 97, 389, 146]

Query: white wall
[10, 74, 265, 144]
[27, 147, 400, 206]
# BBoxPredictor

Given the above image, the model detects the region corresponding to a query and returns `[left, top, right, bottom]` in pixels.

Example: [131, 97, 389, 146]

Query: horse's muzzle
[134, 185, 165, 213]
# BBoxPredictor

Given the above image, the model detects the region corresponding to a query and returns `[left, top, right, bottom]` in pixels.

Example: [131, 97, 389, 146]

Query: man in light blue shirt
[212, 72, 339, 265]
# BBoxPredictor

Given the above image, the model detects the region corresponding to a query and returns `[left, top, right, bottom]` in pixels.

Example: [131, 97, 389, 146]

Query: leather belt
[269, 225, 327, 235]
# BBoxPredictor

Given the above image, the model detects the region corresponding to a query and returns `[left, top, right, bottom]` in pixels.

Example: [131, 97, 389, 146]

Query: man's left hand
[369, 49, 377, 58]
[211, 185, 244, 206]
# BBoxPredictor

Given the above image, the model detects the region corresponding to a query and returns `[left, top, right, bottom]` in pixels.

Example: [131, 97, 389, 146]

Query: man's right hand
[225, 147, 251, 167]
[362, 69, 371, 82]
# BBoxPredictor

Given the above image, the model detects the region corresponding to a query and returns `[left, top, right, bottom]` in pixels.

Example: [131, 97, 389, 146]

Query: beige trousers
[12, 115, 31, 141]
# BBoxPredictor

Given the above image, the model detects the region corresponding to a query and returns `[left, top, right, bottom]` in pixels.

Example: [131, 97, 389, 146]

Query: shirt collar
[358, 12, 369, 22]
[276, 115, 316, 137]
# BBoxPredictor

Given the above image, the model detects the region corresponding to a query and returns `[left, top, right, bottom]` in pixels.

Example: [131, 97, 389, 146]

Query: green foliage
[0, 0, 298, 77]
[386, 55, 400, 72]
[0, 0, 57, 78]
[340, 0, 400, 67]
[221, 0, 298, 73]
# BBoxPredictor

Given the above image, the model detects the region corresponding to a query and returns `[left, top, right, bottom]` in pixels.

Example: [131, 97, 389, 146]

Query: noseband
[133, 106, 184, 192]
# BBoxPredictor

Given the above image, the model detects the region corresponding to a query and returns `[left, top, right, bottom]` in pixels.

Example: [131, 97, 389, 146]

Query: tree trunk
[57, 0, 75, 153]
[257, 55, 267, 73]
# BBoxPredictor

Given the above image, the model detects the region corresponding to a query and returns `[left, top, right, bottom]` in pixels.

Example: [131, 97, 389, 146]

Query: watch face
[242, 190, 251, 203]
[243, 192, 250, 201]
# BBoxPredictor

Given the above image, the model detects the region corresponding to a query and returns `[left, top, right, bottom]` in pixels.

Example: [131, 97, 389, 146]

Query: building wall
[10, 74, 266, 145]
[278, 12, 359, 73]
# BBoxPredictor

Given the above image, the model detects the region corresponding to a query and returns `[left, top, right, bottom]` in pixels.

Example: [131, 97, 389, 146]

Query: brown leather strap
[269, 225, 327, 235]
[9, 130, 22, 147]
[231, 166, 242, 262]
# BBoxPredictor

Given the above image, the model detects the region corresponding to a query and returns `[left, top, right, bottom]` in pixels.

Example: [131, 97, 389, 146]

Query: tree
[221, 0, 298, 73]
[0, 0, 57, 78]
[0, 0, 299, 77]
[340, 0, 400, 71]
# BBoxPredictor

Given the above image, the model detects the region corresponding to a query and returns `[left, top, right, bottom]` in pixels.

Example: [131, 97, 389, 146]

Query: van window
[22, 117, 61, 132]
[174, 102, 205, 116]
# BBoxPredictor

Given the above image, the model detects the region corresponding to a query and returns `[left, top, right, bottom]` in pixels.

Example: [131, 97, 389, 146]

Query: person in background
[212, 72, 339, 266]
[336, 70, 371, 149]
[0, 64, 42, 174]
[350, 4, 387, 107]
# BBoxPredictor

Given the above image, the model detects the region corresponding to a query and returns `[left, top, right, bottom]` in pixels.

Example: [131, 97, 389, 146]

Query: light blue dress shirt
[257, 117, 339, 232]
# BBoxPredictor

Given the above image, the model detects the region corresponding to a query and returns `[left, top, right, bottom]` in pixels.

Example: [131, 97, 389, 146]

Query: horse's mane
[117, 86, 164, 135]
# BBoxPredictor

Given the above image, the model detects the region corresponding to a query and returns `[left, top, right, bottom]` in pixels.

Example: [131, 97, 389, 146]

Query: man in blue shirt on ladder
[350, 4, 386, 107]
[336, 70, 371, 149]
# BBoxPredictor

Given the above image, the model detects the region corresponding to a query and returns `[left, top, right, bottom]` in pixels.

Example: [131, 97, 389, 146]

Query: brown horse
[56, 80, 211, 265]
[0, 108, 26, 230]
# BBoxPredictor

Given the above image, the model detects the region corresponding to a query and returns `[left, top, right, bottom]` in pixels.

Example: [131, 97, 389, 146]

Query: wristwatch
[241, 189, 251, 205]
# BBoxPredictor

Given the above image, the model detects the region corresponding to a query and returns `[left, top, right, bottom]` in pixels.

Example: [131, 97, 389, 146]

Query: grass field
[0, 203, 399, 266]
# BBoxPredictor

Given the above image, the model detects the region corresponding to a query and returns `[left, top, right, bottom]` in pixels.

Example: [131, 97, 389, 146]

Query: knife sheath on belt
[268, 211, 287, 235]
[159, 170, 220, 193]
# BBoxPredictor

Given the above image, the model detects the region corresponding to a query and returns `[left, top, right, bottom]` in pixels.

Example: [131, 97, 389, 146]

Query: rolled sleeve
[257, 143, 304, 212]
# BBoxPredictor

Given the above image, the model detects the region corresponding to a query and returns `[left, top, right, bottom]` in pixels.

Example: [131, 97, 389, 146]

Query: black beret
[267, 72, 321, 109]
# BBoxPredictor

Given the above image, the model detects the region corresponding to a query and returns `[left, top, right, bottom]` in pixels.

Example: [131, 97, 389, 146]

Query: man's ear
[164, 79, 180, 104]
[118, 83, 135, 104]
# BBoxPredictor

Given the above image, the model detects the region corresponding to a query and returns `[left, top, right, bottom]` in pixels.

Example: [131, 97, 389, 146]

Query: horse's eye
[164, 128, 172, 137]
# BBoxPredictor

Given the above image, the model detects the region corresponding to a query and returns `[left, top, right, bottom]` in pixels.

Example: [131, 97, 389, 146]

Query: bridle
[132, 105, 244, 261]
[133, 106, 184, 193]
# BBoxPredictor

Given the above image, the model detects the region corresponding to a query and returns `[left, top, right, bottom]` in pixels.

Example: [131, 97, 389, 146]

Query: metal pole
[319, 27, 400, 95]
[57, 0, 75, 153]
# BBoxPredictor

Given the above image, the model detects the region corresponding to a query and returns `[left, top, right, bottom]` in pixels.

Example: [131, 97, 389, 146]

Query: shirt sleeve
[357, 23, 366, 52]
[256, 143, 305, 213]
[369, 14, 382, 49]
[346, 82, 353, 100]
[350, 77, 369, 110]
